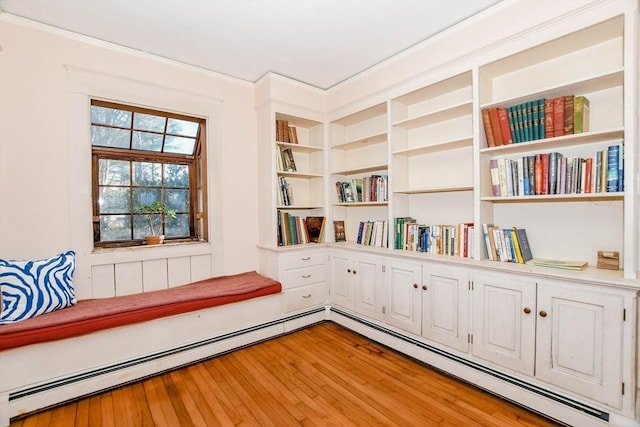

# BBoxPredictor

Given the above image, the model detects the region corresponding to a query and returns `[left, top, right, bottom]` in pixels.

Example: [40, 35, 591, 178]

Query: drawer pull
[539, 310, 547, 318]
[302, 294, 312, 298]
[301, 256, 311, 261]
[302, 274, 311, 279]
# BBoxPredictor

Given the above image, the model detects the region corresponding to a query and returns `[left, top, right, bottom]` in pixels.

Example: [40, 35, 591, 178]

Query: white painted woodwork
[330, 250, 354, 309]
[471, 271, 536, 376]
[352, 253, 383, 320]
[114, 262, 144, 296]
[189, 254, 213, 282]
[90, 264, 116, 298]
[383, 258, 422, 335]
[168, 256, 192, 287]
[535, 281, 625, 408]
[421, 264, 470, 353]
[142, 258, 168, 291]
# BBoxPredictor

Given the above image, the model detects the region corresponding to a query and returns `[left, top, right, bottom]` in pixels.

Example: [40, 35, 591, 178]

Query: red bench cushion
[0, 271, 281, 351]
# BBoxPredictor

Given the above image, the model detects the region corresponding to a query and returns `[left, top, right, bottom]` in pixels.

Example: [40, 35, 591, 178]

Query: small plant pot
[145, 235, 165, 245]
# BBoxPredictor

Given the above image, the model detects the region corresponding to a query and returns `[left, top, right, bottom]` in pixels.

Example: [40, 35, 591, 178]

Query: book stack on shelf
[277, 213, 325, 246]
[489, 143, 623, 197]
[278, 176, 293, 206]
[277, 147, 297, 172]
[395, 217, 474, 258]
[482, 95, 589, 147]
[276, 119, 299, 144]
[335, 175, 388, 203]
[355, 220, 389, 248]
[482, 224, 533, 263]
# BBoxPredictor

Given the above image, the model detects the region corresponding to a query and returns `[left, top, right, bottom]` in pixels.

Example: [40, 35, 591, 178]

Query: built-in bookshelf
[330, 103, 389, 243]
[476, 15, 629, 269]
[389, 71, 475, 257]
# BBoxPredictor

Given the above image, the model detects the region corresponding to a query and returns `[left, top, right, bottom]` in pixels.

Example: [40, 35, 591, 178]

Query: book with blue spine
[607, 145, 620, 192]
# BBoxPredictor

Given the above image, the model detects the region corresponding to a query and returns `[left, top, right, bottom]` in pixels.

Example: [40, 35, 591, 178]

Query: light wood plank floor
[11, 322, 561, 426]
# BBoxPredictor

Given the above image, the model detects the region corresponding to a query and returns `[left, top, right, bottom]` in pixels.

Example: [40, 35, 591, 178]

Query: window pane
[134, 213, 161, 238]
[100, 215, 132, 241]
[165, 213, 189, 237]
[133, 187, 161, 208]
[132, 131, 163, 152]
[132, 162, 162, 186]
[134, 112, 166, 132]
[98, 159, 130, 186]
[92, 126, 130, 148]
[167, 118, 199, 137]
[164, 135, 195, 154]
[99, 187, 130, 213]
[166, 189, 189, 212]
[91, 106, 132, 128]
[164, 164, 189, 188]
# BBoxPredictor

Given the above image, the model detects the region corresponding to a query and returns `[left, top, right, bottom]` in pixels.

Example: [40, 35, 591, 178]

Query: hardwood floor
[11, 322, 561, 426]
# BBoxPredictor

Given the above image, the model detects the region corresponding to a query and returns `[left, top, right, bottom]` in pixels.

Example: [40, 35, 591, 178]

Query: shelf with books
[389, 72, 475, 258]
[476, 15, 628, 270]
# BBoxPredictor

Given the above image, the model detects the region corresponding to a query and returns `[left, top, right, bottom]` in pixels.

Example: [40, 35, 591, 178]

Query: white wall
[0, 16, 259, 298]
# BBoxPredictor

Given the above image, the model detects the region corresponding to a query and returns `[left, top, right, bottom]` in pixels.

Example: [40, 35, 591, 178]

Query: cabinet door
[535, 282, 624, 407]
[421, 264, 469, 353]
[384, 259, 421, 335]
[329, 251, 352, 309]
[353, 254, 382, 320]
[472, 272, 536, 376]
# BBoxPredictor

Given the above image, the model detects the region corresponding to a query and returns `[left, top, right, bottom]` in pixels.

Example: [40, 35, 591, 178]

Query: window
[91, 100, 207, 247]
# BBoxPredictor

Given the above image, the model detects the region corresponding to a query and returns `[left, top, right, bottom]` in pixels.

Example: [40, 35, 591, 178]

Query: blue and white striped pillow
[0, 251, 77, 324]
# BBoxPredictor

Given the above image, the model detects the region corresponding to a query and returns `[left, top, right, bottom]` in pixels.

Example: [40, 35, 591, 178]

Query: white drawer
[283, 282, 327, 313]
[281, 250, 324, 270]
[282, 265, 325, 289]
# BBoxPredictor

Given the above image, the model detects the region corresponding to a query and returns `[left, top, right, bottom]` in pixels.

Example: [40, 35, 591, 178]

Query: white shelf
[481, 192, 624, 203]
[276, 141, 323, 153]
[392, 101, 473, 130]
[395, 186, 473, 195]
[333, 202, 388, 207]
[393, 136, 473, 156]
[277, 171, 323, 179]
[332, 132, 386, 150]
[332, 164, 388, 176]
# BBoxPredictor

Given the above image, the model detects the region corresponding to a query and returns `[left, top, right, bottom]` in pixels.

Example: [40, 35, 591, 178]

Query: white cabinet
[259, 247, 328, 314]
[383, 258, 422, 335]
[421, 264, 470, 353]
[535, 281, 625, 408]
[471, 271, 537, 376]
[472, 270, 629, 407]
[329, 249, 383, 320]
[384, 257, 470, 351]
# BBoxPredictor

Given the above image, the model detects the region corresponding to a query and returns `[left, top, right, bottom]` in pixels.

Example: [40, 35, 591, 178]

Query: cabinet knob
[422, 285, 427, 291]
[523, 307, 531, 314]
[413, 283, 418, 289]
[347, 268, 351, 273]
[539, 310, 547, 318]
[352, 270, 356, 275]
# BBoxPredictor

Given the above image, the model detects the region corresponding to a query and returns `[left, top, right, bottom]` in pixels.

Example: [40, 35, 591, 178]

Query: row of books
[277, 212, 325, 246]
[355, 220, 389, 248]
[278, 176, 294, 206]
[482, 95, 589, 147]
[277, 147, 297, 172]
[394, 217, 474, 258]
[275, 119, 299, 144]
[335, 175, 388, 203]
[482, 224, 533, 263]
[489, 144, 623, 197]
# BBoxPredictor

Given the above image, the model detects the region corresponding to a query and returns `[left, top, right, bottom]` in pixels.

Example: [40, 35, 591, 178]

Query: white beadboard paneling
[142, 259, 168, 291]
[190, 254, 212, 282]
[168, 257, 191, 287]
[90, 264, 115, 298]
[115, 262, 143, 296]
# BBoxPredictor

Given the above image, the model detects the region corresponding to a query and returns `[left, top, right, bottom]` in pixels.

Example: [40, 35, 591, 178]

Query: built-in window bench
[0, 271, 324, 427]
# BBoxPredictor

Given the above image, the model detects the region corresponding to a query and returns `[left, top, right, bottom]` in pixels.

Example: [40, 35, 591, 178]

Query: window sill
[91, 241, 211, 266]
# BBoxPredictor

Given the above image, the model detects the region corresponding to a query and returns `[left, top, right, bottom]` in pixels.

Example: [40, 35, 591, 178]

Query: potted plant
[137, 200, 176, 245]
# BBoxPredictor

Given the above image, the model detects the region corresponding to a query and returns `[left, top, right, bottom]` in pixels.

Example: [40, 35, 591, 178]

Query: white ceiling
[0, 0, 501, 89]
